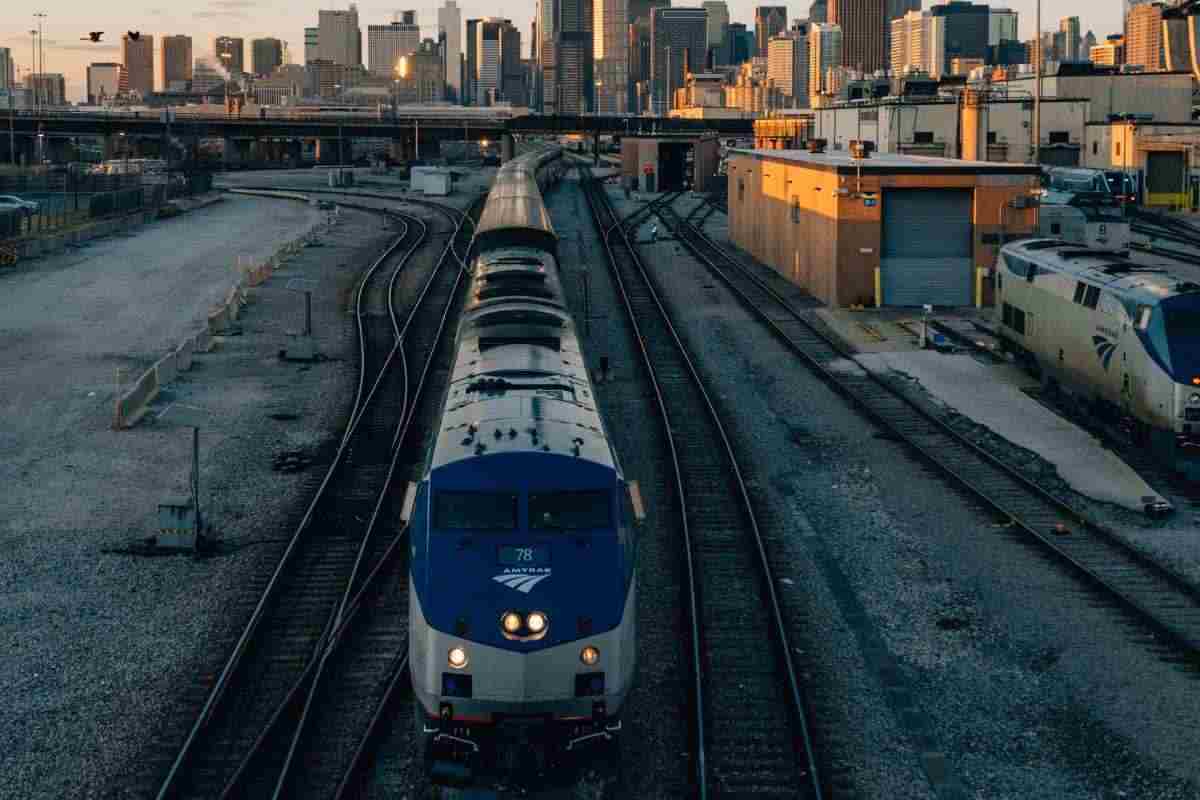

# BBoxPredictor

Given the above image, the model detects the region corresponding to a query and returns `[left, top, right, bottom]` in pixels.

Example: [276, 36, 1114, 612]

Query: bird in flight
[81, 31, 104, 42]
[127, 31, 141, 41]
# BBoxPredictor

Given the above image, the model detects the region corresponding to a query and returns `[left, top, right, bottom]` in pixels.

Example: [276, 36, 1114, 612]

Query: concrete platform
[849, 349, 1165, 512]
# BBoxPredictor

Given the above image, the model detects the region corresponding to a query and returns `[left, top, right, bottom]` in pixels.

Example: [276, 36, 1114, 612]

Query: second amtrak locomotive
[406, 148, 638, 783]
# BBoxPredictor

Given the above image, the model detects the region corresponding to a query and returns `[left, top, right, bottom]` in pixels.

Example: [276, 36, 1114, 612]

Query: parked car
[0, 195, 40, 215]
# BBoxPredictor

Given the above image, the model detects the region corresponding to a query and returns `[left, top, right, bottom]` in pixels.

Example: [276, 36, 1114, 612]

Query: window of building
[1048, 131, 1070, 144]
[913, 131, 934, 144]
[1116, 141, 1122, 157]
[738, 178, 745, 202]
[987, 131, 997, 144]
[1092, 141, 1099, 155]
[791, 197, 800, 223]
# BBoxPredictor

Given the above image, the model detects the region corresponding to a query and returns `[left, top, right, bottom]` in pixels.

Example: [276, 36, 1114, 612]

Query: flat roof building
[122, 33, 154, 96]
[727, 148, 1039, 307]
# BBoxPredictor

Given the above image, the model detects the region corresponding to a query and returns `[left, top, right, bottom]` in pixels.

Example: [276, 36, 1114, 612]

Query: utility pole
[35, 12, 47, 109]
[29, 30, 37, 113]
[1033, 0, 1041, 166]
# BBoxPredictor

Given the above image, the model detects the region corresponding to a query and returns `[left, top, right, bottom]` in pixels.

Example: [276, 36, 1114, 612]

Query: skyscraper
[158, 35, 193, 91]
[369, 14, 421, 77]
[890, 11, 930, 75]
[988, 8, 1017, 46]
[468, 18, 523, 105]
[121, 33, 154, 96]
[702, 1, 730, 61]
[928, 1, 988, 75]
[651, 6, 707, 113]
[304, 28, 319, 64]
[86, 62, 127, 103]
[884, 0, 920, 58]
[438, 0, 463, 101]
[251, 38, 283, 77]
[767, 25, 809, 106]
[808, 22, 842, 96]
[214, 36, 245, 75]
[809, 0, 827, 24]
[595, 0, 630, 111]
[0, 48, 13, 93]
[556, 0, 595, 113]
[755, 7, 788, 55]
[829, 0, 886, 72]
[319, 4, 362, 66]
[1126, 2, 1165, 70]
[1058, 16, 1081, 61]
[535, 0, 555, 111]
[500, 21, 525, 103]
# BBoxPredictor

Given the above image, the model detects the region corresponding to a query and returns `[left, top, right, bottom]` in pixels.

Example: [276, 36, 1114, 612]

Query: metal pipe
[1034, 0, 1041, 166]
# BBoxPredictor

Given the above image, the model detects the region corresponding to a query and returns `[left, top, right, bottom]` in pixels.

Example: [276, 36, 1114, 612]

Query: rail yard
[5, 146, 1200, 800]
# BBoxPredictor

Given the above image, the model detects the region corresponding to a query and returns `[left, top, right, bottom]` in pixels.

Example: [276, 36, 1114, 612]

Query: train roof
[473, 149, 559, 249]
[1003, 238, 1200, 304]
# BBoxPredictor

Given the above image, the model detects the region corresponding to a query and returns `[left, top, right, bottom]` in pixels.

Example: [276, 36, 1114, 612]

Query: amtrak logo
[1092, 335, 1117, 370]
[492, 569, 551, 593]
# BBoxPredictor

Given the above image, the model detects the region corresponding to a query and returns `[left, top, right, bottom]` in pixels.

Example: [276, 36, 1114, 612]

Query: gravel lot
[0, 194, 396, 799]
[595, 183, 1200, 798]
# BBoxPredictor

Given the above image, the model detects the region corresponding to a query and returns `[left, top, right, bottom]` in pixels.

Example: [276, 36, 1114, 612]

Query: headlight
[526, 611, 548, 634]
[447, 646, 469, 669]
[1190, 393, 1200, 405]
[501, 612, 522, 634]
[580, 645, 600, 666]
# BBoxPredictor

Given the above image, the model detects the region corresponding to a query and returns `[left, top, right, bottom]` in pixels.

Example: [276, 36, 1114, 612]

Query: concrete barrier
[114, 367, 160, 429]
[154, 351, 178, 387]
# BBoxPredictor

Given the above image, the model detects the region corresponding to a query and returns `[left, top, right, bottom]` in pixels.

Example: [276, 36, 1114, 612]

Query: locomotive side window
[530, 490, 612, 530]
[1083, 286, 1101, 309]
[1073, 282, 1086, 304]
[1002, 303, 1026, 334]
[434, 491, 518, 530]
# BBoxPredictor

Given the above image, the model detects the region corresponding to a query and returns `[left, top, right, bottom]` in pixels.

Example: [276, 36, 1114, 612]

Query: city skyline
[0, 0, 1125, 102]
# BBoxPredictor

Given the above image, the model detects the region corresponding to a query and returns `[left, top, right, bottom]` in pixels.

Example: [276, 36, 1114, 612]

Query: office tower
[501, 21, 525, 104]
[369, 14, 421, 76]
[86, 63, 127, 103]
[319, 4, 362, 66]
[767, 25, 809, 106]
[1059, 16, 1081, 61]
[121, 33, 154, 96]
[651, 7, 707, 113]
[884, 0, 920, 58]
[596, 0, 630, 111]
[439, 0, 462, 101]
[988, 8, 1017, 46]
[192, 58, 226, 92]
[890, 11, 934, 74]
[808, 22, 842, 96]
[755, 6, 788, 54]
[395, 38, 446, 103]
[557, 0, 595, 113]
[465, 19, 481, 103]
[251, 38, 283, 76]
[158, 35, 193, 91]
[1125, 2, 1164, 70]
[29, 74, 66, 106]
[702, 1, 730, 59]
[1091, 35, 1124, 65]
[809, 0, 827, 23]
[214, 36, 244, 74]
[829, 0, 886, 72]
[0, 48, 13, 94]
[722, 22, 754, 65]
[1084, 30, 1097, 52]
[468, 18, 518, 105]
[928, 1, 987, 75]
[304, 28, 319, 64]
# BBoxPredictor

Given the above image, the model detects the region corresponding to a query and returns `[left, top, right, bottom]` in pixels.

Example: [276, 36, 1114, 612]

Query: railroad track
[154, 198, 442, 800]
[1129, 238, 1200, 266]
[582, 171, 822, 799]
[654, 197, 1200, 664]
[214, 196, 478, 800]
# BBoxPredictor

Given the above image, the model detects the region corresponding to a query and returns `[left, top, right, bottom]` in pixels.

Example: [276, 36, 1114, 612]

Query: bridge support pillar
[500, 133, 515, 163]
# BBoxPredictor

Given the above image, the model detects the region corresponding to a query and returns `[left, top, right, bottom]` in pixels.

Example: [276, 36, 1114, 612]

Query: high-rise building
[1084, 30, 1097, 53]
[158, 35, 193, 91]
[1091, 35, 1125, 65]
[396, 38, 447, 103]
[29, 74, 66, 106]
[755, 7, 788, 55]
[651, 7, 707, 113]
[192, 58, 227, 93]
[767, 25, 809, 106]
[928, 1, 987, 75]
[121, 33, 154, 96]
[252, 38, 283, 76]
[319, 4, 362, 66]
[808, 22, 842, 96]
[1125, 3, 1164, 70]
[304, 28, 320, 64]
[724, 22, 755, 65]
[214, 36, 245, 74]
[556, 0, 595, 113]
[1058, 16, 1081, 61]
[988, 8, 1017, 46]
[439, 0, 463, 101]
[369, 15, 421, 77]
[702, 1, 730, 60]
[0, 48, 13, 93]
[501, 21, 525, 104]
[890, 11, 935, 75]
[468, 18, 523, 105]
[86, 62, 127, 103]
[595, 0, 630, 111]
[884, 0, 920, 58]
[535, 0, 555, 111]
[829, 0, 886, 72]
[809, 0, 827, 23]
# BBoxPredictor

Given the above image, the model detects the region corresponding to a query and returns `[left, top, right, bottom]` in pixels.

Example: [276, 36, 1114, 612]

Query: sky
[1, 0, 1126, 102]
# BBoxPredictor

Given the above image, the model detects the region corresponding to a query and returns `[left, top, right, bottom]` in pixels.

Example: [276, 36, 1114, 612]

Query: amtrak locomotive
[406, 148, 637, 783]
[995, 239, 1200, 479]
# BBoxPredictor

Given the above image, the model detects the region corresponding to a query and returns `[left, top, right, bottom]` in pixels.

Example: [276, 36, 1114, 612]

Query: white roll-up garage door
[881, 188, 973, 307]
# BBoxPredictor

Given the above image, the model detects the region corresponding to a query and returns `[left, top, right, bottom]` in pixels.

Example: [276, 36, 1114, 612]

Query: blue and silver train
[405, 147, 638, 783]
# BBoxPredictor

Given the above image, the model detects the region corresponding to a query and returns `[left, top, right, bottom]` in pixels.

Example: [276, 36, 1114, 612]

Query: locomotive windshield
[434, 491, 519, 530]
[529, 490, 612, 530]
[1161, 296, 1200, 382]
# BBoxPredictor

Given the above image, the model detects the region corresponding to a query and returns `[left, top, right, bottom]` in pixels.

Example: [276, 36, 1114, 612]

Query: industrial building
[727, 147, 1039, 307]
[621, 134, 721, 192]
[1084, 121, 1200, 210]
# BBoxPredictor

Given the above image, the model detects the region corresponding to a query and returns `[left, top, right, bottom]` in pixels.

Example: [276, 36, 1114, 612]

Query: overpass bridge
[3, 109, 754, 166]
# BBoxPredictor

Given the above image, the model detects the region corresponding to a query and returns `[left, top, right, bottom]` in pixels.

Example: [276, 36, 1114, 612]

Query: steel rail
[655, 200, 1200, 661]
[155, 197, 425, 800]
[582, 171, 822, 799]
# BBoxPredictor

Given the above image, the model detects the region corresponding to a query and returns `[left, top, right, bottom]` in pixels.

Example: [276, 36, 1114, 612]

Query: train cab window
[1083, 285, 1101, 309]
[1073, 282, 1086, 304]
[434, 491, 518, 530]
[529, 490, 612, 530]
